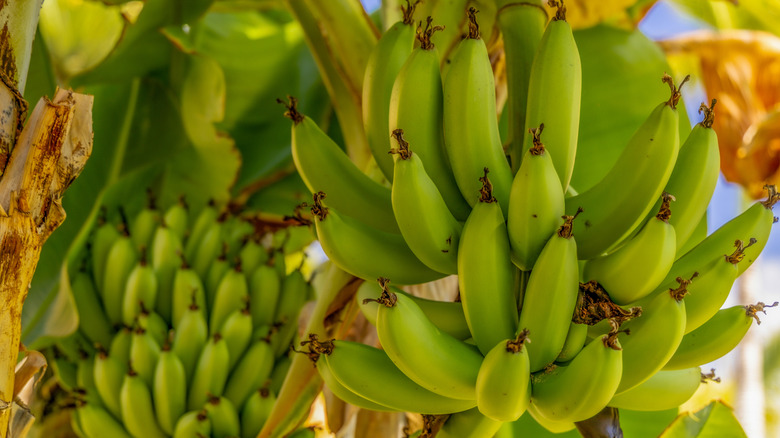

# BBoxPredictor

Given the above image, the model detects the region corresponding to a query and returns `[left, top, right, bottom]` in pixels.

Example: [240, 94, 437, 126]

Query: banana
[172, 257, 207, 328]
[507, 124, 566, 271]
[224, 339, 274, 411]
[93, 346, 126, 419]
[518, 211, 581, 372]
[71, 269, 113, 348]
[120, 367, 166, 438]
[282, 97, 399, 234]
[564, 75, 685, 259]
[131, 190, 161, 250]
[220, 304, 253, 372]
[526, 403, 577, 434]
[164, 196, 189, 241]
[172, 298, 209, 386]
[187, 333, 230, 410]
[76, 350, 100, 405]
[268, 353, 291, 395]
[77, 403, 132, 438]
[442, 8, 513, 211]
[315, 351, 397, 412]
[192, 218, 226, 279]
[92, 207, 120, 298]
[531, 333, 623, 423]
[476, 330, 531, 422]
[608, 367, 701, 411]
[272, 270, 310, 357]
[204, 395, 241, 438]
[389, 130, 463, 274]
[238, 237, 269, 276]
[373, 287, 483, 400]
[458, 169, 518, 354]
[151, 220, 183, 324]
[129, 327, 160, 387]
[362, 0, 418, 181]
[122, 248, 159, 326]
[389, 21, 470, 220]
[556, 322, 588, 363]
[103, 223, 138, 325]
[301, 336, 477, 414]
[249, 264, 281, 328]
[311, 192, 445, 285]
[136, 308, 167, 347]
[270, 247, 287, 277]
[356, 279, 471, 340]
[522, 1, 581, 191]
[153, 346, 187, 435]
[436, 407, 504, 438]
[241, 387, 277, 438]
[173, 410, 211, 438]
[664, 302, 779, 370]
[109, 326, 132, 369]
[184, 200, 219, 263]
[583, 193, 677, 305]
[209, 262, 249, 334]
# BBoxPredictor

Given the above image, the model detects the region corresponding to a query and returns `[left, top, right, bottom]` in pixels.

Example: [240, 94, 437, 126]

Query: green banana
[204, 395, 241, 438]
[192, 218, 226, 279]
[184, 200, 219, 263]
[249, 264, 281, 328]
[583, 193, 677, 305]
[130, 192, 160, 251]
[238, 237, 269, 275]
[224, 339, 274, 409]
[531, 334, 623, 423]
[122, 248, 159, 326]
[522, 1, 581, 190]
[136, 308, 167, 347]
[153, 346, 187, 435]
[163, 196, 189, 241]
[518, 211, 581, 372]
[303, 336, 476, 414]
[564, 75, 685, 259]
[556, 322, 588, 363]
[507, 124, 565, 271]
[458, 169, 518, 354]
[220, 304, 253, 372]
[209, 264, 249, 334]
[268, 354, 291, 395]
[437, 407, 504, 438]
[91, 207, 120, 307]
[171, 257, 207, 329]
[475, 330, 531, 422]
[172, 298, 208, 384]
[77, 403, 132, 438]
[389, 21, 470, 220]
[442, 8, 513, 210]
[241, 387, 277, 438]
[272, 270, 310, 357]
[389, 129, 463, 274]
[315, 351, 397, 412]
[129, 327, 160, 387]
[120, 368, 166, 438]
[356, 279, 471, 340]
[76, 350, 100, 405]
[311, 192, 445, 285]
[374, 287, 483, 400]
[109, 326, 132, 369]
[362, 0, 418, 181]
[103, 224, 138, 325]
[173, 410, 211, 438]
[526, 403, 577, 434]
[664, 302, 778, 370]
[608, 367, 701, 411]
[93, 346, 126, 419]
[150, 221, 183, 324]
[71, 269, 112, 348]
[282, 97, 399, 234]
[187, 333, 230, 410]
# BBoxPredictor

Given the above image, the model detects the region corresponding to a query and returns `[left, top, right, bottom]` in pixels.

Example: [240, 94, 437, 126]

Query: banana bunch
[282, 0, 780, 433]
[53, 196, 315, 438]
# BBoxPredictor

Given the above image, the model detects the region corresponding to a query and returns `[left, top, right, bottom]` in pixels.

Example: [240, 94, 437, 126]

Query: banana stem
[574, 406, 623, 438]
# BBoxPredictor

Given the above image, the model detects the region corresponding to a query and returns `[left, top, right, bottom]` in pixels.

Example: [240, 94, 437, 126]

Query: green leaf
[665, 0, 778, 34]
[571, 25, 690, 193]
[659, 401, 747, 438]
[620, 409, 679, 438]
[23, 29, 57, 106]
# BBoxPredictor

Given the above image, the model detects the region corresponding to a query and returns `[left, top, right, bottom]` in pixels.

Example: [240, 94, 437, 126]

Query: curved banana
[437, 407, 504, 438]
[442, 8, 513, 210]
[522, 2, 581, 190]
[130, 192, 160, 250]
[556, 322, 588, 363]
[153, 347, 187, 435]
[150, 221, 183, 324]
[224, 339, 274, 409]
[389, 21, 470, 220]
[120, 368, 166, 438]
[220, 305, 253, 372]
[136, 308, 167, 347]
[312, 192, 445, 285]
[390, 130, 463, 274]
[583, 193, 677, 305]
[564, 75, 685, 259]
[103, 225, 138, 325]
[192, 218, 226, 279]
[109, 326, 132, 369]
[91, 208, 120, 298]
[187, 333, 230, 410]
[476, 330, 531, 422]
[204, 395, 241, 438]
[93, 346, 126, 419]
[184, 200, 220, 262]
[77, 403, 132, 438]
[518, 211, 580, 372]
[129, 327, 160, 387]
[272, 270, 311, 357]
[458, 169, 518, 354]
[374, 287, 483, 400]
[241, 387, 277, 438]
[249, 264, 281, 328]
[238, 237, 269, 276]
[315, 352, 397, 412]
[531, 333, 623, 423]
[173, 410, 211, 438]
[362, 0, 418, 181]
[664, 302, 779, 370]
[172, 300, 208, 384]
[282, 97, 399, 233]
[122, 249, 159, 326]
[608, 367, 701, 411]
[71, 269, 113, 348]
[163, 196, 189, 241]
[172, 258, 207, 329]
[209, 264, 249, 334]
[507, 124, 565, 271]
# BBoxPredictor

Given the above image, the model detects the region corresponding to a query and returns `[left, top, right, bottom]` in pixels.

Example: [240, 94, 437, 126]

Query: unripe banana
[315, 351, 397, 412]
[209, 264, 249, 334]
[526, 403, 577, 434]
[282, 97, 399, 233]
[522, 2, 581, 191]
[129, 327, 161, 387]
[272, 270, 310, 357]
[192, 218, 226, 279]
[664, 302, 778, 370]
[163, 196, 189, 241]
[172, 300, 208, 384]
[150, 221, 183, 324]
[311, 192, 445, 285]
[442, 9, 513, 210]
[531, 334, 623, 423]
[268, 353, 291, 395]
[103, 225, 138, 325]
[153, 346, 187, 435]
[249, 264, 281, 328]
[131, 191, 161, 249]
[608, 367, 701, 411]
[458, 169, 518, 354]
[120, 368, 166, 438]
[436, 407, 504, 438]
[564, 75, 685, 259]
[518, 211, 581, 372]
[122, 248, 159, 326]
[51, 355, 77, 392]
[187, 333, 230, 410]
[389, 22, 470, 220]
[93, 346, 126, 419]
[171, 258, 207, 328]
[362, 0, 417, 181]
[476, 330, 531, 422]
[238, 237, 269, 275]
[220, 305, 253, 372]
[507, 125, 565, 271]
[270, 247, 287, 278]
[204, 395, 241, 438]
[374, 287, 483, 400]
[241, 387, 277, 438]
[77, 403, 132, 438]
[91, 207, 120, 305]
[76, 350, 100, 405]
[173, 410, 211, 438]
[184, 200, 219, 262]
[205, 247, 231, 302]
[136, 308, 167, 347]
[583, 193, 677, 305]
[109, 326, 132, 368]
[70, 269, 112, 348]
[556, 322, 588, 363]
[389, 130, 463, 274]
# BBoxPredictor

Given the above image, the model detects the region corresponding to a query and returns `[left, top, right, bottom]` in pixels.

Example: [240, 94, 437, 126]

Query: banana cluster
[52, 198, 313, 438]
[285, 1, 780, 434]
